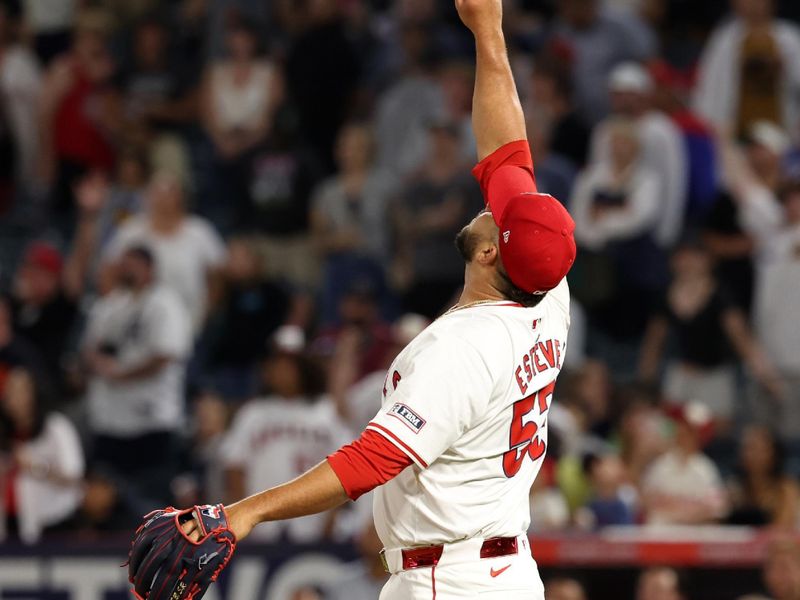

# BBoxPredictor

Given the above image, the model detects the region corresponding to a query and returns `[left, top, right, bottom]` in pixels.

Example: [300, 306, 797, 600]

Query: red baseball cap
[23, 242, 63, 276]
[495, 192, 576, 294]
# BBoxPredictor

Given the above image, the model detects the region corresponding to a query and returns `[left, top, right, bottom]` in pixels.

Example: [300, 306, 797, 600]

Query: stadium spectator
[284, 0, 360, 169]
[175, 391, 231, 505]
[310, 122, 398, 323]
[590, 62, 688, 248]
[571, 117, 665, 370]
[202, 236, 291, 399]
[545, 577, 588, 600]
[526, 115, 578, 208]
[649, 60, 718, 227]
[616, 388, 670, 484]
[529, 459, 571, 531]
[636, 567, 687, 600]
[46, 469, 138, 538]
[64, 151, 150, 298]
[8, 241, 77, 395]
[241, 126, 326, 288]
[312, 281, 395, 384]
[328, 312, 428, 433]
[103, 169, 226, 332]
[39, 10, 121, 226]
[727, 425, 800, 528]
[219, 327, 351, 542]
[702, 120, 788, 311]
[693, 0, 800, 140]
[641, 403, 728, 525]
[0, 5, 41, 205]
[201, 19, 282, 162]
[547, 0, 656, 124]
[577, 453, 637, 528]
[763, 538, 800, 600]
[718, 129, 800, 440]
[119, 16, 199, 135]
[527, 59, 589, 168]
[394, 120, 484, 318]
[0, 368, 83, 543]
[0, 296, 53, 404]
[438, 60, 478, 163]
[638, 241, 784, 427]
[82, 245, 191, 506]
[374, 22, 446, 176]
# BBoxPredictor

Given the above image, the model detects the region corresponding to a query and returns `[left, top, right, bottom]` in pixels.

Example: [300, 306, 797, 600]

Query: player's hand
[181, 502, 256, 542]
[455, 0, 503, 36]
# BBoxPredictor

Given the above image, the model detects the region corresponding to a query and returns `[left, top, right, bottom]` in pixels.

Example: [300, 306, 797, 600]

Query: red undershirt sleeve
[327, 429, 414, 501]
[471, 140, 537, 223]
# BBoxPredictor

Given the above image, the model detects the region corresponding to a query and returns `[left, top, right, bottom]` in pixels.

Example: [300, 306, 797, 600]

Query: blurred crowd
[0, 0, 798, 587]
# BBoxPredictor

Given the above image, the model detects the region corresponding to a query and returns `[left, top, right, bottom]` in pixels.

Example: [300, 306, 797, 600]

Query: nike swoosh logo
[490, 564, 512, 578]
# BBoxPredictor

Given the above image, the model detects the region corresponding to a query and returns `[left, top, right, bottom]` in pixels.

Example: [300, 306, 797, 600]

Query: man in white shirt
[718, 130, 800, 439]
[641, 404, 728, 524]
[104, 170, 226, 333]
[590, 62, 688, 248]
[83, 245, 192, 503]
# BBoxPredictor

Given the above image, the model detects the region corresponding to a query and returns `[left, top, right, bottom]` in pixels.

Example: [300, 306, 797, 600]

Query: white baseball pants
[378, 535, 545, 599]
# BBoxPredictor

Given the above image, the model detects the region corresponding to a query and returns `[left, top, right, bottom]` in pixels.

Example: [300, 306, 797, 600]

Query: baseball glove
[126, 504, 237, 600]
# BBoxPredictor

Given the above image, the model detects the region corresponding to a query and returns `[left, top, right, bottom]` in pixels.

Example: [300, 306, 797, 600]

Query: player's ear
[475, 242, 499, 266]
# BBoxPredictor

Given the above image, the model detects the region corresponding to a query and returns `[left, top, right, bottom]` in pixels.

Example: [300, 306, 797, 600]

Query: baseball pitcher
[126, 1, 576, 598]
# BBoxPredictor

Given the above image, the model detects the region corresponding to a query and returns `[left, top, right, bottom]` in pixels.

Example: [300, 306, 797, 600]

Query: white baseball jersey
[220, 396, 352, 541]
[368, 279, 570, 549]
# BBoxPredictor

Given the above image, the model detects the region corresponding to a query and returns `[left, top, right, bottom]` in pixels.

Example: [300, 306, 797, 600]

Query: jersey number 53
[502, 380, 555, 477]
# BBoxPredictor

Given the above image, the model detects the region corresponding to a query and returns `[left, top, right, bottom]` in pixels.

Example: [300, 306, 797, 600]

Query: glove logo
[198, 551, 219, 568]
[200, 506, 221, 519]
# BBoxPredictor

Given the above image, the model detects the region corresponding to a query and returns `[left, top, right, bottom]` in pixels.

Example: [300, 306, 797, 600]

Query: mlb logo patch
[388, 403, 426, 434]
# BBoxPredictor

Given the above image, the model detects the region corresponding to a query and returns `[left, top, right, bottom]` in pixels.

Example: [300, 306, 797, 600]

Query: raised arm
[456, 0, 526, 160]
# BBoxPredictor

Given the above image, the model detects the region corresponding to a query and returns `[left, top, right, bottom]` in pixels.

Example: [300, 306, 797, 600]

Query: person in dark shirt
[727, 425, 799, 528]
[284, 0, 360, 170]
[393, 121, 484, 319]
[702, 190, 756, 312]
[639, 241, 783, 428]
[203, 237, 291, 400]
[8, 242, 76, 401]
[527, 59, 590, 167]
[117, 16, 199, 134]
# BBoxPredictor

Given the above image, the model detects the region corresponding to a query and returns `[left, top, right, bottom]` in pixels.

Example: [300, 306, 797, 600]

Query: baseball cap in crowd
[22, 241, 63, 276]
[608, 62, 654, 94]
[272, 325, 306, 354]
[496, 192, 576, 294]
[665, 402, 715, 446]
[748, 120, 790, 156]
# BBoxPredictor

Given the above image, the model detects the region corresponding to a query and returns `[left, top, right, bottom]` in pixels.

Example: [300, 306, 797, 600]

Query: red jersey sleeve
[327, 429, 413, 501]
[471, 140, 537, 223]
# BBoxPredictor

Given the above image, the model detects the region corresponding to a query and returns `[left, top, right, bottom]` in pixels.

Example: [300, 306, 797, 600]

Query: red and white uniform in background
[329, 141, 575, 599]
[220, 397, 352, 542]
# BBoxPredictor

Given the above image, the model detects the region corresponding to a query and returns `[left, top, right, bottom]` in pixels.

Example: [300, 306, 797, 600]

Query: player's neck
[456, 272, 506, 307]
